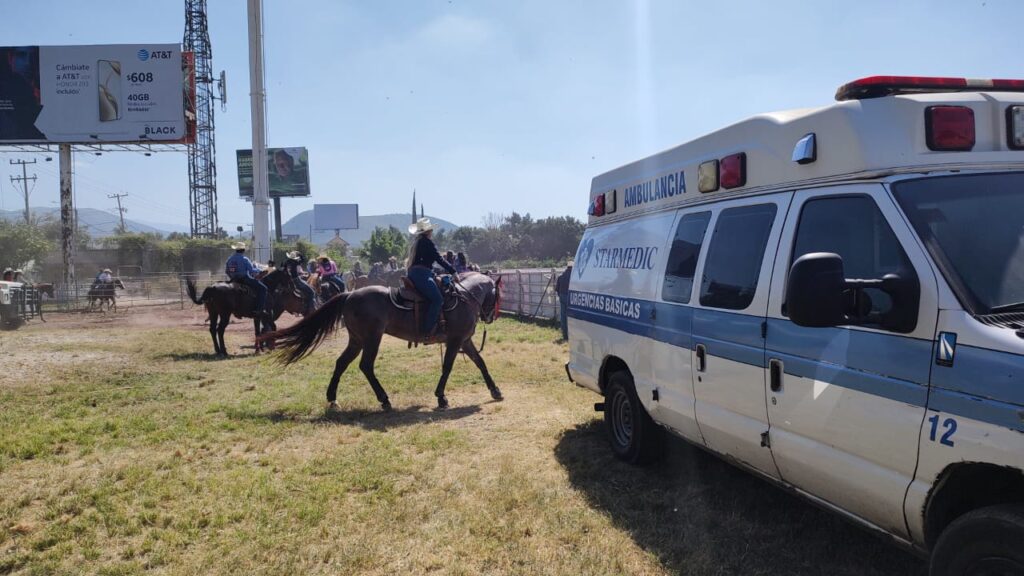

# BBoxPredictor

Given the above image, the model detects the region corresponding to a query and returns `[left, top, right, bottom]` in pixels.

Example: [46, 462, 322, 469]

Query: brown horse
[266, 272, 503, 411]
[88, 278, 126, 312]
[185, 270, 310, 357]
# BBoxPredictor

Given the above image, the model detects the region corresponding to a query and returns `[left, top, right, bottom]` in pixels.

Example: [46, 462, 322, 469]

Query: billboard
[314, 204, 359, 230]
[237, 147, 311, 198]
[0, 44, 186, 143]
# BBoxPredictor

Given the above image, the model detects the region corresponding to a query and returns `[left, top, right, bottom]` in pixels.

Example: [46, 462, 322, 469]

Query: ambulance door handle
[695, 344, 707, 373]
[769, 358, 783, 392]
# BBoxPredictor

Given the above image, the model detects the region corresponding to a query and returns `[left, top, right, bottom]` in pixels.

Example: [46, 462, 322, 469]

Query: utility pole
[248, 0, 271, 264]
[9, 158, 38, 224]
[108, 192, 128, 234]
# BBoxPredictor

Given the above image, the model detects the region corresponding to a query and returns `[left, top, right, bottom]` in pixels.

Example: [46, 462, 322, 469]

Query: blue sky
[0, 0, 1020, 231]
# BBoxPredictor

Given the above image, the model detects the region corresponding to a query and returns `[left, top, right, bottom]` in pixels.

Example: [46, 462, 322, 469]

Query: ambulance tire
[604, 370, 664, 465]
[930, 504, 1024, 576]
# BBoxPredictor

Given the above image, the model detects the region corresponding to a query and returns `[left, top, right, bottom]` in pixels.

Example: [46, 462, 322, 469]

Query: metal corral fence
[494, 268, 568, 322]
[51, 271, 219, 311]
[42, 268, 571, 319]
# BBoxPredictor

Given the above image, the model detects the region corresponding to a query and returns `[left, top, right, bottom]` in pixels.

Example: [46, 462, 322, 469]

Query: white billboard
[0, 44, 185, 143]
[314, 204, 359, 231]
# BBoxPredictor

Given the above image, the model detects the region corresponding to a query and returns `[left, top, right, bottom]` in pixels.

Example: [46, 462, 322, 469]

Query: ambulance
[565, 76, 1024, 575]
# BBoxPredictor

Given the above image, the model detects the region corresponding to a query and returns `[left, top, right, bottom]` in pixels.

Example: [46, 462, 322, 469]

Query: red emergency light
[836, 76, 1024, 101]
[926, 106, 975, 151]
[719, 153, 746, 189]
[588, 194, 605, 217]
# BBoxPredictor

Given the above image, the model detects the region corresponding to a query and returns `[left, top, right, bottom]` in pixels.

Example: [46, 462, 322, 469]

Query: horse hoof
[380, 400, 392, 412]
[326, 401, 340, 412]
[490, 388, 504, 401]
[436, 396, 449, 410]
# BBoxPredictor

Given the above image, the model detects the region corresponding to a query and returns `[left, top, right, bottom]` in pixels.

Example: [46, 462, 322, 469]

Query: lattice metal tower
[184, 0, 219, 237]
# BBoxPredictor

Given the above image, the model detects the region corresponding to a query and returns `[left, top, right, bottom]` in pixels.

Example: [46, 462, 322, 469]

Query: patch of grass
[0, 313, 925, 574]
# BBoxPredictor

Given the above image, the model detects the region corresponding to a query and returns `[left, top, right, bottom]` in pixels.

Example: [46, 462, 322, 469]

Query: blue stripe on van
[931, 344, 1024, 407]
[928, 387, 1024, 433]
[693, 309, 766, 368]
[569, 291, 1021, 430]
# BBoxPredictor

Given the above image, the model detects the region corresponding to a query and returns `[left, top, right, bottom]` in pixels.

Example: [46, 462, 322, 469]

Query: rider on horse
[284, 250, 317, 314]
[407, 218, 456, 337]
[91, 268, 113, 289]
[226, 242, 270, 318]
[318, 255, 346, 296]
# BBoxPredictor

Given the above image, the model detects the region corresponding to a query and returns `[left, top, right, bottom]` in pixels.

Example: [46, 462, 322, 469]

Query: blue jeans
[238, 276, 267, 312]
[559, 296, 568, 340]
[408, 266, 442, 334]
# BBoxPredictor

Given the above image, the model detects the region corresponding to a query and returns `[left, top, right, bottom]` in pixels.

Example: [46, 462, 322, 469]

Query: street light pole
[247, 0, 271, 264]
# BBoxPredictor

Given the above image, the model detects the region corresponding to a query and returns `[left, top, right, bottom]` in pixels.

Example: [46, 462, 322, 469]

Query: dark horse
[30, 282, 54, 322]
[266, 272, 503, 410]
[88, 278, 126, 311]
[185, 270, 310, 357]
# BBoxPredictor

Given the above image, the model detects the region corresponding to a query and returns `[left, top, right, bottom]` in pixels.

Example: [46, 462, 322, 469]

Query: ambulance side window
[790, 195, 915, 321]
[662, 211, 712, 304]
[700, 204, 778, 310]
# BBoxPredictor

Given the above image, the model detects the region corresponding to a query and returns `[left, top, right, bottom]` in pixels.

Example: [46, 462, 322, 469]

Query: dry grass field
[0, 306, 926, 575]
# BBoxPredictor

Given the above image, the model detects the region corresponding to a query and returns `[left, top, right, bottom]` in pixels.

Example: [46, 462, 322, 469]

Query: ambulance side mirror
[786, 252, 920, 333]
[786, 253, 847, 328]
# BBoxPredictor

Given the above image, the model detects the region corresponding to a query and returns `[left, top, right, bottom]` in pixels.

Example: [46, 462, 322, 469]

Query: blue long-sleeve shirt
[226, 253, 258, 280]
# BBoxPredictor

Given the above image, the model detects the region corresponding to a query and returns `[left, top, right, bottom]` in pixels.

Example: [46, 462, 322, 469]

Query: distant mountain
[282, 212, 459, 246]
[1, 207, 171, 237]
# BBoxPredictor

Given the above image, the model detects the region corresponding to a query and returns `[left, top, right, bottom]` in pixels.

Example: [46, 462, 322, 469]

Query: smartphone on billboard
[97, 59, 122, 122]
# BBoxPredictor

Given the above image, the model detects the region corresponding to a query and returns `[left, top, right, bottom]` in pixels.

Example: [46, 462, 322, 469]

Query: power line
[9, 158, 38, 224]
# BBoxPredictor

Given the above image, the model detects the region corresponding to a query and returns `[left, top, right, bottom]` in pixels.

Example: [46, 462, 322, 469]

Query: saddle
[390, 275, 461, 344]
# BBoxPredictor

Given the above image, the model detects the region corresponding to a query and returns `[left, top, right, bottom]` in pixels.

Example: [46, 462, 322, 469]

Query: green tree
[359, 226, 407, 264]
[0, 220, 52, 270]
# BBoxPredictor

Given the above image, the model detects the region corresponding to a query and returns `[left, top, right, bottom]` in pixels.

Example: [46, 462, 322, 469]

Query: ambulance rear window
[663, 211, 711, 304]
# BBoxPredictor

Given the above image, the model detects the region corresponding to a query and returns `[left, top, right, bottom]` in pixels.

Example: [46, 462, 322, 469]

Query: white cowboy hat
[285, 250, 300, 259]
[231, 241, 247, 250]
[408, 218, 435, 235]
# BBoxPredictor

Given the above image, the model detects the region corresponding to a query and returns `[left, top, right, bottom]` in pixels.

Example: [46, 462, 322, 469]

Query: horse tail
[267, 292, 350, 365]
[185, 279, 204, 305]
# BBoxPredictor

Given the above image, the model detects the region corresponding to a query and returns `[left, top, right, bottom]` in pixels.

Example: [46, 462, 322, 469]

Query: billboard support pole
[247, 0, 271, 264]
[58, 143, 75, 305]
[273, 197, 282, 242]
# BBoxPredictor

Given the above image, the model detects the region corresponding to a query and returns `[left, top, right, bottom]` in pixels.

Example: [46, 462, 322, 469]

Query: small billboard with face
[237, 147, 311, 198]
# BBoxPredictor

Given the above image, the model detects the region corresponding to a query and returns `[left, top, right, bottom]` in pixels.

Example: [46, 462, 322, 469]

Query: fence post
[517, 270, 524, 316]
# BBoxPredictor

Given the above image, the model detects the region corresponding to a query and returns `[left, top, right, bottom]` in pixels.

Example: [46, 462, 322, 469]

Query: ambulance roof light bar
[836, 76, 1024, 101]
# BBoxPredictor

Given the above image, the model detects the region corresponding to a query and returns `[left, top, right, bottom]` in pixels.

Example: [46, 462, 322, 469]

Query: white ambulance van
[566, 76, 1024, 575]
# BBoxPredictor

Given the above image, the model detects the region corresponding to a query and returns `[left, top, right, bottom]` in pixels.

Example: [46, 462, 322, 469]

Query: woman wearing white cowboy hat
[406, 218, 456, 337]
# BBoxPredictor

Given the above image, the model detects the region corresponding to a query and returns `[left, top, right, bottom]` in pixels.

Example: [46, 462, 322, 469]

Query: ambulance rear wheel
[930, 504, 1024, 576]
[604, 371, 663, 465]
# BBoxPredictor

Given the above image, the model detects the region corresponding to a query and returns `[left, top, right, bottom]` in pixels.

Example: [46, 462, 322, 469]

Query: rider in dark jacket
[407, 218, 456, 337]
[285, 251, 317, 314]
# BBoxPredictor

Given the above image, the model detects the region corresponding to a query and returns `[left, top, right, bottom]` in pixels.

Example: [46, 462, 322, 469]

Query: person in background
[387, 256, 398, 271]
[225, 242, 270, 318]
[444, 251, 456, 268]
[2, 268, 13, 281]
[555, 260, 574, 341]
[266, 260, 276, 272]
[352, 260, 364, 277]
[96, 268, 113, 286]
[318, 254, 346, 296]
[284, 251, 317, 314]
[306, 259, 318, 275]
[12, 269, 25, 283]
[454, 252, 469, 273]
[407, 218, 456, 338]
